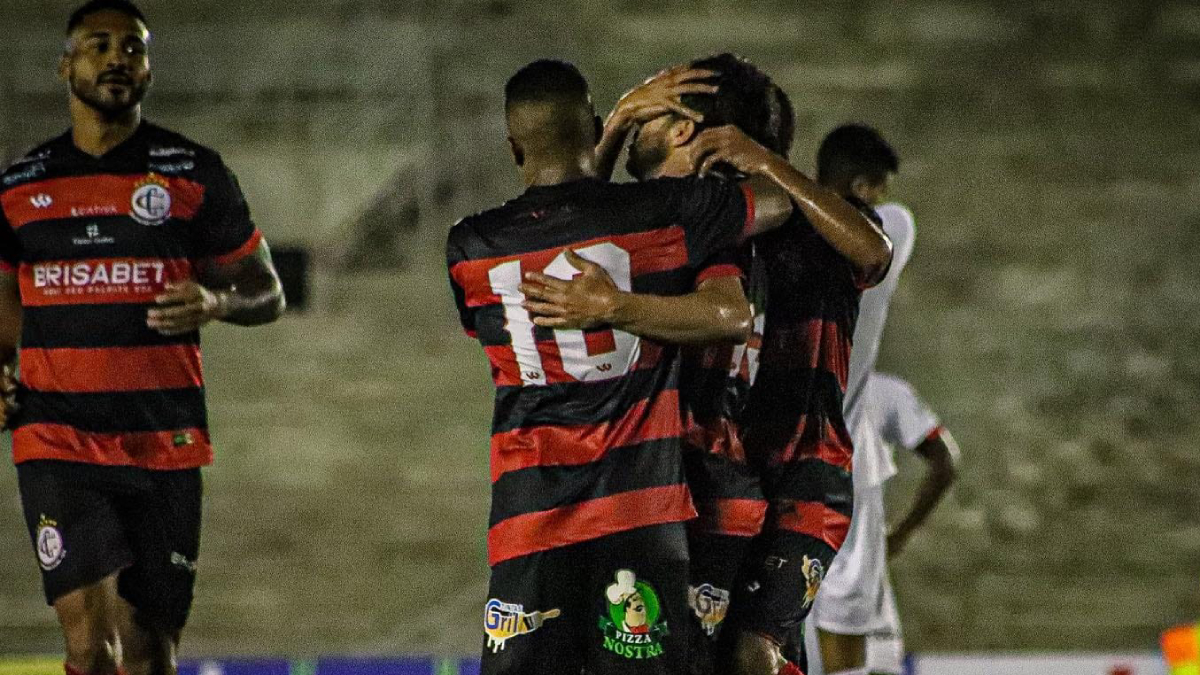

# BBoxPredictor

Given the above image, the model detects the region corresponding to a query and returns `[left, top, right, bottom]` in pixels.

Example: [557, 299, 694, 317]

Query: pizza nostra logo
[600, 570, 668, 660]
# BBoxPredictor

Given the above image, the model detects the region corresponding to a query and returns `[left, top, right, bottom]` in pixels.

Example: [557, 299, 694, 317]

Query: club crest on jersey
[801, 555, 825, 609]
[601, 570, 668, 660]
[688, 583, 730, 637]
[484, 598, 560, 653]
[35, 515, 66, 571]
[130, 174, 172, 226]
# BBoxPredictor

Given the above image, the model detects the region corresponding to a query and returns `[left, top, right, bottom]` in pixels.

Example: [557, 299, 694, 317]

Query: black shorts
[724, 528, 836, 648]
[685, 531, 752, 675]
[481, 522, 689, 675]
[17, 459, 203, 631]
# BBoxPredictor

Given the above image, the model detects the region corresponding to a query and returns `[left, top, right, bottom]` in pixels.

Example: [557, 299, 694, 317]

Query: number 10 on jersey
[487, 243, 641, 386]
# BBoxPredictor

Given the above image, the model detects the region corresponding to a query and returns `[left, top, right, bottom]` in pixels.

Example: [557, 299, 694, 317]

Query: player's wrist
[211, 287, 234, 320]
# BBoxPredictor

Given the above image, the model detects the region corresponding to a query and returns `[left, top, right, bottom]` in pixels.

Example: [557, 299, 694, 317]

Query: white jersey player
[799, 124, 959, 675]
[806, 373, 960, 675]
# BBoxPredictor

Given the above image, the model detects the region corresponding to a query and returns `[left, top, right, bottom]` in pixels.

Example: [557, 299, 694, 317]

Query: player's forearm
[608, 289, 751, 345]
[892, 435, 958, 539]
[595, 111, 633, 181]
[0, 279, 22, 360]
[215, 273, 284, 326]
[756, 155, 893, 283]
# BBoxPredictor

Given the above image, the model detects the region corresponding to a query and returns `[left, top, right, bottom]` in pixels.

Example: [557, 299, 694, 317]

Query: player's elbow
[856, 233, 894, 288]
[715, 301, 753, 344]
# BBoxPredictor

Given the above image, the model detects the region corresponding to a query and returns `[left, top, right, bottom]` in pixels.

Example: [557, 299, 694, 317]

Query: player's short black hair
[817, 124, 899, 187]
[763, 83, 796, 157]
[681, 54, 778, 153]
[505, 59, 590, 111]
[67, 0, 147, 34]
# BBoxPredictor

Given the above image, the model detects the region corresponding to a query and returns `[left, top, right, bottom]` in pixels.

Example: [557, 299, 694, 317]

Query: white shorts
[809, 481, 889, 634]
[801, 562, 906, 675]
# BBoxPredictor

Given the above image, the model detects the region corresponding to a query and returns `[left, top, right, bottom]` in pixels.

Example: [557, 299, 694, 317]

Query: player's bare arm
[887, 429, 961, 558]
[146, 240, 284, 336]
[595, 66, 717, 180]
[690, 124, 894, 284]
[0, 272, 21, 429]
[520, 249, 752, 344]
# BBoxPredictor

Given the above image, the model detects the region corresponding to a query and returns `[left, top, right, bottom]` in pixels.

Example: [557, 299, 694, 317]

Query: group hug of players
[449, 50, 963, 675]
[0, 2, 958, 675]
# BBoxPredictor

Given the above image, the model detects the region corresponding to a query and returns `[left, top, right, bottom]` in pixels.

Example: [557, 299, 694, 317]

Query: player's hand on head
[610, 65, 717, 127]
[688, 124, 774, 177]
[519, 249, 620, 330]
[147, 281, 229, 336]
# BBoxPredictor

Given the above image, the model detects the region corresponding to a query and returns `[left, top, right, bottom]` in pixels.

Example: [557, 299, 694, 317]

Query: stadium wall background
[1, 0, 1197, 657]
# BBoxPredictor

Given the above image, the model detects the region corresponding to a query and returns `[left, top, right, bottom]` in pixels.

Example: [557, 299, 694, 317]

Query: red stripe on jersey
[207, 228, 262, 265]
[740, 183, 756, 239]
[12, 423, 213, 470]
[486, 483, 695, 566]
[1, 174, 205, 228]
[684, 415, 746, 463]
[450, 227, 689, 309]
[694, 497, 767, 537]
[490, 390, 682, 483]
[759, 318, 851, 389]
[20, 345, 203, 393]
[18, 257, 193, 307]
[775, 500, 851, 551]
[924, 425, 945, 444]
[696, 263, 742, 284]
[768, 420, 854, 470]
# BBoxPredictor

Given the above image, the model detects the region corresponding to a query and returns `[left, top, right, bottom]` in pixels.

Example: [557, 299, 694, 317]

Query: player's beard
[625, 130, 670, 181]
[71, 69, 148, 117]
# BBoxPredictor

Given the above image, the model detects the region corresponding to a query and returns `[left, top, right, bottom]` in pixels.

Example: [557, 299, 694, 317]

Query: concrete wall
[1, 0, 1198, 657]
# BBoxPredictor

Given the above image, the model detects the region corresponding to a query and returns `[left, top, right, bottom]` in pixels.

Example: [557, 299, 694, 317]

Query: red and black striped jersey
[680, 243, 768, 538]
[0, 122, 263, 470]
[446, 176, 753, 566]
[740, 206, 883, 551]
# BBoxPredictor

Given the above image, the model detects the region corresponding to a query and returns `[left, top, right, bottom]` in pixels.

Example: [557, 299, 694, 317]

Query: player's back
[448, 175, 752, 567]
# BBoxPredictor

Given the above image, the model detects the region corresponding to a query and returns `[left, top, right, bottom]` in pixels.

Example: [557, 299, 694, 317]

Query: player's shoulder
[0, 132, 70, 189]
[876, 202, 915, 238]
[869, 371, 919, 403]
[141, 122, 224, 171]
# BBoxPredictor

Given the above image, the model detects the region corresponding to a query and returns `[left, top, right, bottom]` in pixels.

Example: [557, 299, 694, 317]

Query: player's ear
[849, 175, 875, 204]
[667, 118, 696, 148]
[508, 137, 525, 167]
[57, 52, 70, 82]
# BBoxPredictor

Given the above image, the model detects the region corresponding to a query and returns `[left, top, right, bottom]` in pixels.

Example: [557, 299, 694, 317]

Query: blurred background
[0, 0, 1198, 666]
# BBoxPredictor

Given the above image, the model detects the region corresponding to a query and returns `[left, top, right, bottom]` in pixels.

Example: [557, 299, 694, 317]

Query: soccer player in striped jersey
[518, 57, 893, 675]
[0, 2, 284, 674]
[803, 373, 960, 675]
[447, 59, 818, 675]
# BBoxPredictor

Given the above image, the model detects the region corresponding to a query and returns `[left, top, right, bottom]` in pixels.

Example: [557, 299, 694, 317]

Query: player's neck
[522, 153, 597, 188]
[70, 98, 142, 158]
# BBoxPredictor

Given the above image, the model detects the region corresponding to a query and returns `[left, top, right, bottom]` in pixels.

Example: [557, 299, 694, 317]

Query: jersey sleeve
[872, 372, 941, 451]
[445, 225, 477, 337]
[670, 176, 754, 267]
[0, 208, 20, 273]
[191, 157, 263, 265]
[694, 248, 744, 287]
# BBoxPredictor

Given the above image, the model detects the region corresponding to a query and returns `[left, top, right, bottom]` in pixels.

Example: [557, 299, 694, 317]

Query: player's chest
[3, 170, 206, 258]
